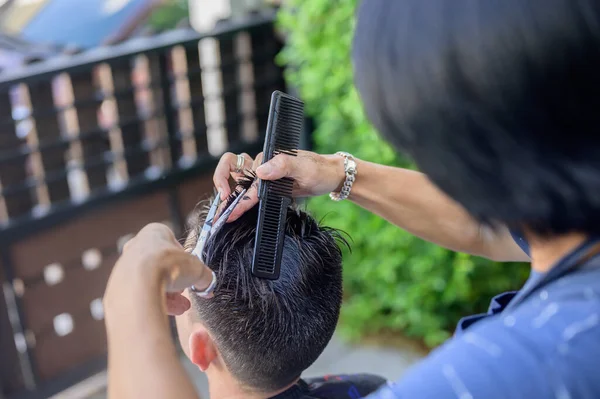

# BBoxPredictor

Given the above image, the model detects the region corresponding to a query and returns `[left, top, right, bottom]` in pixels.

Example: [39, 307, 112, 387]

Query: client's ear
[188, 327, 218, 372]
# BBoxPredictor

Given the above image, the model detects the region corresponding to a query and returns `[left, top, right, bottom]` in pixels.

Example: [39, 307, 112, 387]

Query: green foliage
[277, 0, 529, 347]
[147, 0, 189, 32]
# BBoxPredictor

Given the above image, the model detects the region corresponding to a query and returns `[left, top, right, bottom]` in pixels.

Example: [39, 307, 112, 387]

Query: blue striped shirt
[367, 234, 600, 399]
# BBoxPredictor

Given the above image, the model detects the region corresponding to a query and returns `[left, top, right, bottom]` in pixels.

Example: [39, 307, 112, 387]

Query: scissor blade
[211, 188, 247, 235]
[191, 193, 221, 261]
[205, 194, 221, 226]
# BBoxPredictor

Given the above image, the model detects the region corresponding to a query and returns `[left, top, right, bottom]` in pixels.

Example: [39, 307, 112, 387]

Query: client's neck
[527, 231, 589, 273]
[206, 369, 297, 399]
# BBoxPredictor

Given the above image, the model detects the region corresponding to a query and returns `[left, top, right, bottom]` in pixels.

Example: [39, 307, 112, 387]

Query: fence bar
[71, 69, 107, 192]
[249, 22, 285, 135]
[27, 80, 69, 205]
[158, 51, 181, 166]
[111, 60, 148, 179]
[235, 32, 259, 143]
[0, 92, 33, 220]
[184, 44, 209, 156]
[146, 53, 172, 171]
[218, 35, 241, 145]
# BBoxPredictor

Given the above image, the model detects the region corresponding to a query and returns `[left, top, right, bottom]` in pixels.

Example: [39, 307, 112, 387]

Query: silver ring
[235, 154, 245, 173]
[190, 271, 218, 298]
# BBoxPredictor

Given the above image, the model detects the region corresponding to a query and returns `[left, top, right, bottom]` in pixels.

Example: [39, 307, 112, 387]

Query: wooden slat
[28, 80, 70, 204]
[235, 32, 259, 143]
[145, 53, 171, 170]
[219, 36, 241, 145]
[35, 313, 106, 381]
[171, 46, 195, 163]
[71, 69, 108, 190]
[21, 252, 116, 336]
[184, 44, 209, 155]
[11, 191, 170, 280]
[111, 60, 149, 178]
[250, 24, 285, 134]
[0, 91, 34, 219]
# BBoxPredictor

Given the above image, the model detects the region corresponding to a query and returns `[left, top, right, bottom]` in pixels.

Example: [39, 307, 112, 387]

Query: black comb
[252, 91, 304, 279]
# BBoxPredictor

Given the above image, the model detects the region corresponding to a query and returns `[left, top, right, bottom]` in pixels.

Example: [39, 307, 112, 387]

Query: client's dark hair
[353, 0, 600, 235]
[185, 189, 346, 393]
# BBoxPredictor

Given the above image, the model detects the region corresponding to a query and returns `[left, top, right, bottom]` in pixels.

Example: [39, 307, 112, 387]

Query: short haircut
[184, 194, 346, 393]
[353, 0, 600, 235]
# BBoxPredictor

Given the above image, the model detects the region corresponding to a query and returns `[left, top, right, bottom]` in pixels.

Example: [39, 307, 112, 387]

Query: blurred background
[0, 1, 529, 398]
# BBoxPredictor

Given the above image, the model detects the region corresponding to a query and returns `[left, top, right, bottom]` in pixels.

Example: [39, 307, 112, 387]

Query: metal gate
[0, 12, 285, 399]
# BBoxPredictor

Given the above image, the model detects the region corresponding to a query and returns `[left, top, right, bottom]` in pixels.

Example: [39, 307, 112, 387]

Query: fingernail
[257, 163, 272, 177]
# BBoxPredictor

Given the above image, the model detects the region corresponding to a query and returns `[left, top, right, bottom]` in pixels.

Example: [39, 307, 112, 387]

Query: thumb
[165, 252, 213, 293]
[166, 293, 191, 316]
[256, 154, 296, 180]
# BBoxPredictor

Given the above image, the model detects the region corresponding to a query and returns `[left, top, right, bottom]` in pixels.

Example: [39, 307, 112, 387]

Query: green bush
[277, 0, 529, 347]
[147, 0, 188, 32]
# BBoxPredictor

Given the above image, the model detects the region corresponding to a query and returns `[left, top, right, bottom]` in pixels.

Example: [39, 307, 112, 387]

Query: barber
[104, 0, 600, 398]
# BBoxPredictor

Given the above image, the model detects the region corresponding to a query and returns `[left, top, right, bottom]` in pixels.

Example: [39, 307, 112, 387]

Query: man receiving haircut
[175, 184, 387, 399]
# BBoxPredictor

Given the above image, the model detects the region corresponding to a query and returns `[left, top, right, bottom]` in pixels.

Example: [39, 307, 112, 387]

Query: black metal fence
[0, 11, 286, 399]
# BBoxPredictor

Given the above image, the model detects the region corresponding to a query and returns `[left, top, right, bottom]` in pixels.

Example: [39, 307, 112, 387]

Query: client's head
[175, 192, 345, 397]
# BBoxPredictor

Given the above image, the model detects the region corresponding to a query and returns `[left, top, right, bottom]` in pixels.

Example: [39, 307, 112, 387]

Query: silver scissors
[190, 189, 248, 298]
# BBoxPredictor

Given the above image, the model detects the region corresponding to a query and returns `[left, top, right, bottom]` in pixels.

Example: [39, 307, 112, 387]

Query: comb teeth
[268, 177, 294, 196]
[263, 92, 304, 161]
[252, 194, 291, 279]
[252, 91, 304, 279]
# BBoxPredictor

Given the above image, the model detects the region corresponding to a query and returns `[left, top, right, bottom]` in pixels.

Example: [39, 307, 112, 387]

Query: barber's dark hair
[185, 189, 347, 393]
[353, 0, 600, 235]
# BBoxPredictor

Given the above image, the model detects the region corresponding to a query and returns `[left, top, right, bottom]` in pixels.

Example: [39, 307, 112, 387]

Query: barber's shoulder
[455, 288, 600, 396]
[472, 280, 600, 348]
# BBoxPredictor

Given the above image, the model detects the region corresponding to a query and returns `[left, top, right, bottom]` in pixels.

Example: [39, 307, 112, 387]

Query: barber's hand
[213, 150, 345, 221]
[105, 223, 213, 316]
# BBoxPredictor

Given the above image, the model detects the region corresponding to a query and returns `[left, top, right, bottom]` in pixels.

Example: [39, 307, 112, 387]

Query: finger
[166, 293, 191, 316]
[164, 250, 213, 292]
[252, 152, 264, 170]
[150, 222, 178, 242]
[231, 152, 253, 181]
[136, 223, 181, 250]
[219, 154, 261, 222]
[226, 177, 259, 222]
[256, 153, 297, 180]
[213, 152, 237, 200]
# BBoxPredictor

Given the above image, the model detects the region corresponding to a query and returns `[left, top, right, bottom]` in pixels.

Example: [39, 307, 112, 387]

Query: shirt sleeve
[364, 313, 555, 399]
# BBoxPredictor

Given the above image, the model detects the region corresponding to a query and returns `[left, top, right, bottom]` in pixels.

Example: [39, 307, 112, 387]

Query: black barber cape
[269, 374, 387, 399]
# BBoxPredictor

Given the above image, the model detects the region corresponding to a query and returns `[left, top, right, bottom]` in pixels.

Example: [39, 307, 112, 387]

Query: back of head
[353, 0, 600, 235]
[185, 198, 345, 393]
